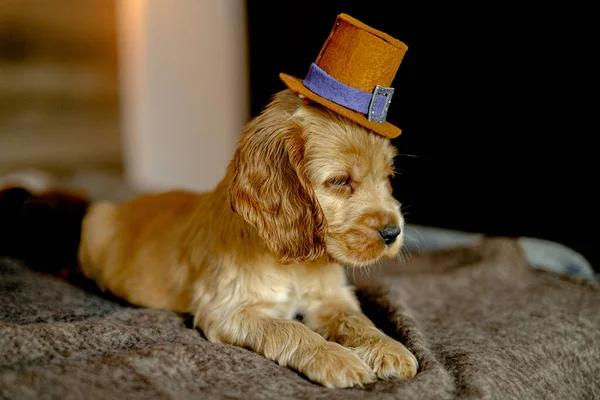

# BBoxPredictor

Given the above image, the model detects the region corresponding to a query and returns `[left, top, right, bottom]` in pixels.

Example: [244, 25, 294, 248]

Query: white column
[116, 0, 248, 193]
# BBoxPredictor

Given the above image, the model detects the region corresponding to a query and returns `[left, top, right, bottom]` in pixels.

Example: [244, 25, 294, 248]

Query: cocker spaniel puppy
[77, 89, 418, 388]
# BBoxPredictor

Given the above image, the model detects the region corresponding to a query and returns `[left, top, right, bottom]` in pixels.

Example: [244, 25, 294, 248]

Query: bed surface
[2, 238, 599, 400]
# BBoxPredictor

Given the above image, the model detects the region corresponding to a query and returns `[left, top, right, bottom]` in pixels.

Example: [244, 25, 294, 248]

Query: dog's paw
[355, 337, 418, 380]
[299, 342, 376, 388]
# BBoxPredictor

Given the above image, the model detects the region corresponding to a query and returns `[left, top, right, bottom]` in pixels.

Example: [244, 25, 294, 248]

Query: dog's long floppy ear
[228, 108, 327, 264]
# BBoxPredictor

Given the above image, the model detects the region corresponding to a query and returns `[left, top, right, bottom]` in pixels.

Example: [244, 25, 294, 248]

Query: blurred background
[0, 0, 121, 174]
[0, 1, 595, 271]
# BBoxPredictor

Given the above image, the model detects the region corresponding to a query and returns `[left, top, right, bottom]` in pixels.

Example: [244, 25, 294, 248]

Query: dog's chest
[267, 280, 309, 321]
[267, 264, 348, 321]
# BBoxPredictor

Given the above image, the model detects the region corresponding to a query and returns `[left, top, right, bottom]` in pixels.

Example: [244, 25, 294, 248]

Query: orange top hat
[280, 13, 408, 139]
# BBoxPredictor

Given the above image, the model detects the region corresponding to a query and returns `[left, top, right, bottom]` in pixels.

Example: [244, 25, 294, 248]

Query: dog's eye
[326, 176, 351, 187]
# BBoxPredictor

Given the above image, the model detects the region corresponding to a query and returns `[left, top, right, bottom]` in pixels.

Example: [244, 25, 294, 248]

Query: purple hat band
[302, 63, 395, 123]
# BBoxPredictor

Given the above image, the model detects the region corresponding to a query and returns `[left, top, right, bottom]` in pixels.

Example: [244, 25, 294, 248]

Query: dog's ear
[228, 116, 327, 264]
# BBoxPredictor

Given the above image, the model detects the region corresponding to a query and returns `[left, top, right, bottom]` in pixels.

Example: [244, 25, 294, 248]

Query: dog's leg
[304, 299, 418, 380]
[200, 308, 376, 388]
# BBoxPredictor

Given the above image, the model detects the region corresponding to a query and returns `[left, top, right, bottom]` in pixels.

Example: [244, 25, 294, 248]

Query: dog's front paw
[299, 342, 376, 388]
[355, 337, 418, 380]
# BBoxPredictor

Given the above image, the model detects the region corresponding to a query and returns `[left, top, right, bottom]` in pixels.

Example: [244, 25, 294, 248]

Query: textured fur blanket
[1, 238, 599, 400]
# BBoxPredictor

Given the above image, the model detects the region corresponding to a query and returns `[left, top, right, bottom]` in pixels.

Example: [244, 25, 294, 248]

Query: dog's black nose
[379, 225, 402, 245]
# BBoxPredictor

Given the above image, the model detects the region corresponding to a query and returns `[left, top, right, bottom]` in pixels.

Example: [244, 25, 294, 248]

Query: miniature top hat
[280, 13, 408, 139]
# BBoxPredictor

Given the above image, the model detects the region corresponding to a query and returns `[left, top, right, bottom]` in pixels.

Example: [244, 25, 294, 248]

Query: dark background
[245, 2, 596, 270]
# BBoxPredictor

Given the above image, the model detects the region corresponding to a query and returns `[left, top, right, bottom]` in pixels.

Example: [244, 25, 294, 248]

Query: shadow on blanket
[1, 238, 599, 400]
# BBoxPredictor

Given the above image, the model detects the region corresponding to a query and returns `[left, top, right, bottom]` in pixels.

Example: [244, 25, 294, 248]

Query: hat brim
[279, 73, 402, 139]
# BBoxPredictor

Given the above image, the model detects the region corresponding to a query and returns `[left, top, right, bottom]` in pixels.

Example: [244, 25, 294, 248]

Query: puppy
[78, 89, 418, 388]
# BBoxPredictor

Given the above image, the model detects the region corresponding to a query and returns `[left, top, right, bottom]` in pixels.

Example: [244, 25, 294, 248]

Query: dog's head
[229, 90, 403, 267]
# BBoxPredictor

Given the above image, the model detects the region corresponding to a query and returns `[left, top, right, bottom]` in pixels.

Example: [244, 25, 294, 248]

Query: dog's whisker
[409, 240, 421, 253]
[403, 228, 425, 254]
[394, 247, 412, 266]
[404, 236, 423, 251]
[403, 248, 413, 264]
[363, 262, 376, 277]
[396, 251, 405, 265]
[344, 266, 355, 284]
[357, 266, 366, 278]
[397, 153, 419, 158]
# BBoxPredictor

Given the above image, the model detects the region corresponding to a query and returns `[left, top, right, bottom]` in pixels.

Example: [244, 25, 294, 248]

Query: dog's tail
[0, 178, 90, 277]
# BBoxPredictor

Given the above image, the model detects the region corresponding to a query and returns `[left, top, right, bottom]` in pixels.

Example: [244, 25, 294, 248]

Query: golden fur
[78, 89, 418, 388]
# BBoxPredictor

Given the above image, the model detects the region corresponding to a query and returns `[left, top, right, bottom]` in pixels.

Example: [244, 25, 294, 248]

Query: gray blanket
[1, 238, 599, 399]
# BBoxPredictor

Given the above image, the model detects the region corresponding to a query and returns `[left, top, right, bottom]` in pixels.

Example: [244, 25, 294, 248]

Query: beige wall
[0, 1, 122, 174]
[116, 0, 249, 193]
[0, 1, 249, 194]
